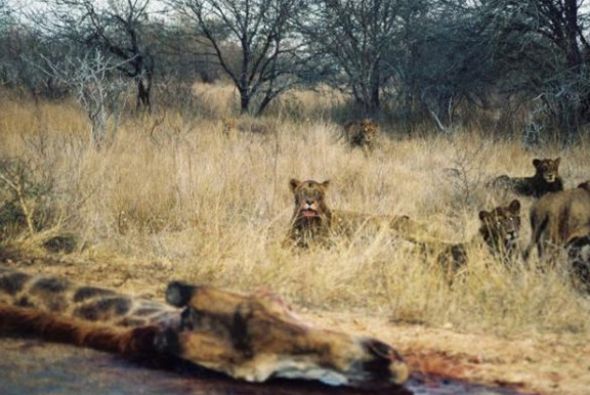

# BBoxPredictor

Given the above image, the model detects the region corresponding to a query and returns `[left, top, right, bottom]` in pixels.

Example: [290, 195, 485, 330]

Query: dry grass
[1, 88, 589, 339]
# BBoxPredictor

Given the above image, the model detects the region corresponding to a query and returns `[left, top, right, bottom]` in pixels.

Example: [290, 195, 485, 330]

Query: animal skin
[0, 264, 408, 388]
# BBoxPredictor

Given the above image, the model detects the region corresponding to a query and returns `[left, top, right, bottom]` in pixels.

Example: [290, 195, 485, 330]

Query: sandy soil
[308, 312, 589, 395]
[1, 252, 588, 395]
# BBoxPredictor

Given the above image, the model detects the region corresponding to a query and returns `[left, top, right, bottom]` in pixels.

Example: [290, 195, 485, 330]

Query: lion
[342, 118, 379, 151]
[432, 200, 522, 282]
[221, 117, 272, 135]
[491, 157, 564, 198]
[523, 181, 590, 261]
[284, 179, 425, 248]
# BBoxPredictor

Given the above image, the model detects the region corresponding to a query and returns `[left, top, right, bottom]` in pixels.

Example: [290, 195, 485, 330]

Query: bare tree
[300, 0, 404, 114]
[168, 0, 306, 115]
[37, 49, 129, 148]
[486, 0, 590, 141]
[36, 0, 154, 111]
[400, 1, 496, 132]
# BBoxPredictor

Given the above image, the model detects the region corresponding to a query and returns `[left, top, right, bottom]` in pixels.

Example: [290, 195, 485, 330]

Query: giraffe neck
[0, 265, 179, 329]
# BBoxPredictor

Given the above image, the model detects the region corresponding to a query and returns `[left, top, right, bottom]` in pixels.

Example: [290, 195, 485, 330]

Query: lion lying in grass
[491, 158, 564, 198]
[342, 118, 379, 151]
[428, 200, 522, 282]
[284, 179, 426, 248]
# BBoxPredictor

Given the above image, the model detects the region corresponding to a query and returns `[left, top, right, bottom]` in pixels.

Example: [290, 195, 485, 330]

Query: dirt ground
[310, 312, 589, 395]
[1, 252, 588, 395]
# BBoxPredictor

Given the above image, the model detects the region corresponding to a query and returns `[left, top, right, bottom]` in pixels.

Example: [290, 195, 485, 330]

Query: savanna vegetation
[1, 1, 590, 393]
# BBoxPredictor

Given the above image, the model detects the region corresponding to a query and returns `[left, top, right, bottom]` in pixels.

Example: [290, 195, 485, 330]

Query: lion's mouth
[300, 209, 320, 218]
[544, 175, 556, 182]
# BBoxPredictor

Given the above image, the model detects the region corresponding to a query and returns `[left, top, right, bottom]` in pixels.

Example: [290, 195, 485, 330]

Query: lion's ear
[508, 199, 521, 213]
[321, 180, 330, 189]
[532, 159, 541, 168]
[554, 157, 561, 166]
[479, 210, 490, 221]
[289, 179, 301, 192]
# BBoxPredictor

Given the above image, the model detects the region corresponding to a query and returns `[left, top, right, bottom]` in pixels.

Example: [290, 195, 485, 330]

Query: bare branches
[35, 0, 154, 110]
[168, 0, 306, 115]
[300, 0, 404, 114]
[0, 169, 35, 236]
[0, 158, 54, 238]
[34, 50, 129, 148]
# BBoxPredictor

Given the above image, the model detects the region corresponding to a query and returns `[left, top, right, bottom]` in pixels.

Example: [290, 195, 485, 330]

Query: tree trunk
[369, 72, 380, 114]
[256, 93, 274, 116]
[239, 88, 250, 114]
[136, 76, 151, 112]
[564, 0, 582, 72]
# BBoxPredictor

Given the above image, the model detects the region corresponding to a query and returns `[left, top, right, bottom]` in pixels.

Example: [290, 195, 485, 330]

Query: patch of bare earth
[309, 312, 589, 395]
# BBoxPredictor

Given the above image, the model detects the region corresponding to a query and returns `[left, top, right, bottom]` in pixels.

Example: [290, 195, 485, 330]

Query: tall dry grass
[1, 87, 589, 338]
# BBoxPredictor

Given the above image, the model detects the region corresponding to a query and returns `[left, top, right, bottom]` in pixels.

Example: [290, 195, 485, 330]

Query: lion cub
[285, 179, 423, 248]
[432, 200, 522, 281]
[342, 118, 379, 151]
[492, 158, 563, 198]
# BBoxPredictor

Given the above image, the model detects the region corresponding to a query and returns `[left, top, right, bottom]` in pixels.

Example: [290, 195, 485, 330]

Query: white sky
[6, 0, 167, 16]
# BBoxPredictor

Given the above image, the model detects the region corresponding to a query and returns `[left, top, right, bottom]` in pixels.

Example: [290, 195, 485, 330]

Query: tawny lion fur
[342, 119, 379, 150]
[431, 200, 522, 282]
[285, 179, 429, 248]
[524, 181, 590, 261]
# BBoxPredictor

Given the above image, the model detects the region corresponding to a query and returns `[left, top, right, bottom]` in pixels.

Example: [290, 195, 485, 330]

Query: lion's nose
[306, 199, 313, 205]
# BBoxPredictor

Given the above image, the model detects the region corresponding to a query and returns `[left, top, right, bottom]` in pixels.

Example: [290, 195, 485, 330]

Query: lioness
[342, 118, 379, 150]
[523, 181, 590, 261]
[492, 158, 563, 198]
[285, 179, 423, 248]
[432, 200, 522, 281]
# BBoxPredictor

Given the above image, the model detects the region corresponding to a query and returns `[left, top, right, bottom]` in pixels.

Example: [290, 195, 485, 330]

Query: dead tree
[35, 0, 154, 111]
[38, 50, 128, 149]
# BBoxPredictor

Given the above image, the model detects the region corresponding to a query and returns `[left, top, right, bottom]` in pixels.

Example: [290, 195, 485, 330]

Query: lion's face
[479, 199, 521, 251]
[533, 158, 560, 183]
[289, 179, 330, 220]
[354, 119, 378, 146]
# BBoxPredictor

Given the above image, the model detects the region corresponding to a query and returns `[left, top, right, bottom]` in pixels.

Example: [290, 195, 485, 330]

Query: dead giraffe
[0, 264, 408, 388]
